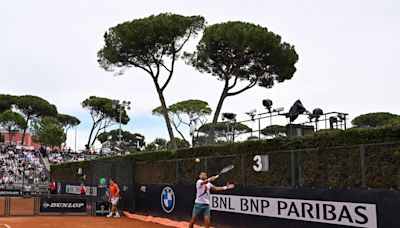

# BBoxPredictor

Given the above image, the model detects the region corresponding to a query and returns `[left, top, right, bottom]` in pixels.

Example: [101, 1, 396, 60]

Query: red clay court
[0, 216, 170, 228]
[0, 196, 207, 228]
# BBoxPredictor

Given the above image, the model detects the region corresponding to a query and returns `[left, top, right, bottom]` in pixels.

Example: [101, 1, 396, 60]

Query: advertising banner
[40, 197, 87, 213]
[0, 189, 21, 195]
[211, 194, 376, 228]
[134, 184, 400, 227]
[65, 184, 97, 196]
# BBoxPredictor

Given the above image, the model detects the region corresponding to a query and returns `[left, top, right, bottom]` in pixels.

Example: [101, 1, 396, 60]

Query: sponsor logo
[40, 197, 87, 213]
[0, 190, 20, 195]
[161, 187, 175, 213]
[211, 194, 377, 228]
[42, 202, 85, 209]
[65, 184, 97, 196]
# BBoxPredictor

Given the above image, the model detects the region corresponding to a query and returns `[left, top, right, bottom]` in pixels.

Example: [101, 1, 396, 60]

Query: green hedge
[51, 126, 400, 188]
[123, 126, 400, 161]
[51, 160, 90, 182]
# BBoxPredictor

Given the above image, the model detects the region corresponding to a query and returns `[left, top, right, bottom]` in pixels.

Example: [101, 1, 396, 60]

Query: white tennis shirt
[195, 179, 214, 205]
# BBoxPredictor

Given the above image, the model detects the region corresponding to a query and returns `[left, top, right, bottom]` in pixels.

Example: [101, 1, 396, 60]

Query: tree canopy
[32, 117, 66, 147]
[0, 94, 16, 113]
[167, 137, 190, 149]
[14, 95, 58, 145]
[15, 95, 58, 118]
[98, 13, 206, 149]
[145, 138, 168, 151]
[98, 129, 145, 150]
[82, 96, 130, 147]
[187, 21, 298, 144]
[247, 136, 260, 141]
[351, 112, 398, 128]
[57, 114, 80, 144]
[388, 116, 400, 126]
[57, 114, 81, 129]
[198, 122, 251, 141]
[152, 99, 211, 145]
[167, 99, 212, 117]
[0, 110, 27, 142]
[261, 125, 287, 138]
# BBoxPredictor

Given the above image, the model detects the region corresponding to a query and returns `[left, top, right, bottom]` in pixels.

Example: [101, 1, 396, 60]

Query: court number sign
[253, 155, 269, 172]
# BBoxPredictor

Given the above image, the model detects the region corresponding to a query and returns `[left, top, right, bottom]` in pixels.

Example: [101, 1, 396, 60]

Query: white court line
[1, 224, 11, 228]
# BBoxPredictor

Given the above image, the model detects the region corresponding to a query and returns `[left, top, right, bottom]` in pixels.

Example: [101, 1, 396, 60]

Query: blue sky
[1, 0, 399, 149]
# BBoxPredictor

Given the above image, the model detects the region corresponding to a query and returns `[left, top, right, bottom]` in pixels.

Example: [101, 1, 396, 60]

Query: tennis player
[189, 171, 235, 228]
[107, 178, 121, 218]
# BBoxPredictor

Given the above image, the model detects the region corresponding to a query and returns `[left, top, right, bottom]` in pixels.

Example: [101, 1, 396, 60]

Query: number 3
[253, 155, 262, 172]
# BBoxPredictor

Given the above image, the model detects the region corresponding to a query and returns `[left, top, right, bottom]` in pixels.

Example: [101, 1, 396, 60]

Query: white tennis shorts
[111, 197, 119, 205]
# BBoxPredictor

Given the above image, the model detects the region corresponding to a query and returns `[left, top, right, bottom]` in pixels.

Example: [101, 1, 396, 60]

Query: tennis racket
[216, 165, 234, 178]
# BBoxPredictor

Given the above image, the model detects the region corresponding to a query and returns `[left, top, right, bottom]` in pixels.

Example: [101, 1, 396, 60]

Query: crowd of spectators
[0, 144, 47, 189]
[0, 143, 97, 195]
[40, 146, 90, 164]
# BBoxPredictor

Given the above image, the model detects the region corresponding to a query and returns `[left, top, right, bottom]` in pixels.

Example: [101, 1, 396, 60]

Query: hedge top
[52, 126, 400, 170]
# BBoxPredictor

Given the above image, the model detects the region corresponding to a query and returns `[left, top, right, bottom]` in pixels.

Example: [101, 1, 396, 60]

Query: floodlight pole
[113, 100, 131, 147]
[119, 108, 122, 145]
[74, 126, 77, 152]
[232, 121, 235, 142]
[270, 112, 272, 125]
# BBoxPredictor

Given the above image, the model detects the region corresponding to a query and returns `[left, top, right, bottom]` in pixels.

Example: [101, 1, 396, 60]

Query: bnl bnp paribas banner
[211, 194, 377, 228]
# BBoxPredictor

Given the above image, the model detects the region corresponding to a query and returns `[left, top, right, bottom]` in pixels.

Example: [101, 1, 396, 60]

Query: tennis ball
[195, 158, 200, 163]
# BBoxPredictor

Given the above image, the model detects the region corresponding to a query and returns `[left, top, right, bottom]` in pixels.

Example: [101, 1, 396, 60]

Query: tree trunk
[154, 82, 176, 149]
[193, 129, 202, 147]
[207, 84, 229, 144]
[8, 127, 12, 143]
[91, 121, 104, 146]
[86, 121, 98, 148]
[64, 128, 69, 145]
[172, 121, 188, 146]
[21, 114, 30, 145]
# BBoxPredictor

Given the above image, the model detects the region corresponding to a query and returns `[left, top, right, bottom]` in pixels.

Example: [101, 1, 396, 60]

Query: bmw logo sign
[161, 187, 175, 213]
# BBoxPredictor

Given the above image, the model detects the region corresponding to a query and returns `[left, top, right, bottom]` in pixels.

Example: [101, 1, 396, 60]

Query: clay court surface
[0, 197, 208, 228]
[0, 197, 172, 228]
[0, 216, 171, 228]
[0, 197, 205, 228]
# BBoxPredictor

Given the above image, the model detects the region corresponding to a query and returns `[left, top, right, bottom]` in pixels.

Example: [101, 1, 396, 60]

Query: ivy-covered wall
[51, 126, 400, 189]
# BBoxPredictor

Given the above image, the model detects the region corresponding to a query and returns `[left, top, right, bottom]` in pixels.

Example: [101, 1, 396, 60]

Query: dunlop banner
[40, 197, 87, 213]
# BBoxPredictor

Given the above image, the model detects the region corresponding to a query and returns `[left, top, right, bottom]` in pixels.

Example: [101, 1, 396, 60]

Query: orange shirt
[109, 183, 119, 198]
